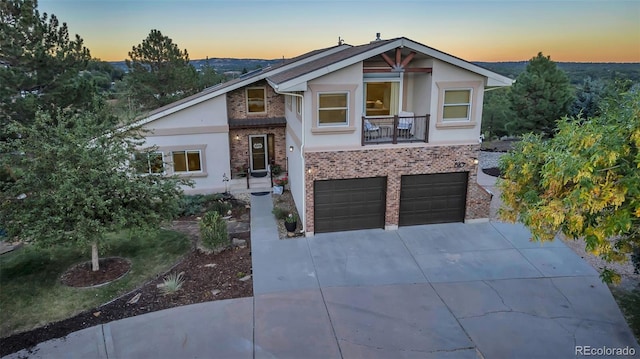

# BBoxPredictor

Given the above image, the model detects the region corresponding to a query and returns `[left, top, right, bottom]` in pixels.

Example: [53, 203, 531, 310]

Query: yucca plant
[160, 271, 185, 295]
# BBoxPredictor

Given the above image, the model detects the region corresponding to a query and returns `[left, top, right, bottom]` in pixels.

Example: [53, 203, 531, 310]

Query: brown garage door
[399, 172, 467, 226]
[314, 177, 386, 233]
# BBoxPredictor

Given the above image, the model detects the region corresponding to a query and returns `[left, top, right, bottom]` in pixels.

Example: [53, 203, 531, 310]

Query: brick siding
[227, 80, 285, 120]
[229, 127, 286, 178]
[303, 144, 491, 233]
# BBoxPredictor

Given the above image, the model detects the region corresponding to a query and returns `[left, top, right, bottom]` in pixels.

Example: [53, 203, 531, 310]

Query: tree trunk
[91, 241, 100, 271]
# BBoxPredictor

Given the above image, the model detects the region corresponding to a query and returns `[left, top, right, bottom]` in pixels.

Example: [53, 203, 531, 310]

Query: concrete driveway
[7, 195, 638, 359]
[252, 221, 638, 358]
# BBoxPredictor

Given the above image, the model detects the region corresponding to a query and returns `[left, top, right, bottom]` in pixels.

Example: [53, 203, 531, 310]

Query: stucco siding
[305, 63, 363, 149]
[143, 95, 228, 130]
[429, 59, 485, 145]
[142, 132, 231, 194]
[286, 130, 305, 230]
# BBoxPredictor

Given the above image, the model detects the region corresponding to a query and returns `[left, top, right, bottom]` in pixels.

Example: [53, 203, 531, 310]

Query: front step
[229, 176, 273, 194]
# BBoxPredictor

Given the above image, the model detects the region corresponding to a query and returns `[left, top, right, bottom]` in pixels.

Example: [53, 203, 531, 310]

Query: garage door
[314, 177, 386, 233]
[399, 172, 467, 226]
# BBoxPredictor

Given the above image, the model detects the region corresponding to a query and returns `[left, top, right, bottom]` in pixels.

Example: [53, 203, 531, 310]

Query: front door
[249, 135, 268, 172]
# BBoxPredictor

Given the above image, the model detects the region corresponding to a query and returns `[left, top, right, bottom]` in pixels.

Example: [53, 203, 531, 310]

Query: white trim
[246, 86, 267, 114]
[442, 88, 473, 122]
[131, 44, 351, 128]
[317, 92, 349, 127]
[249, 134, 268, 172]
[171, 149, 203, 174]
[273, 38, 513, 91]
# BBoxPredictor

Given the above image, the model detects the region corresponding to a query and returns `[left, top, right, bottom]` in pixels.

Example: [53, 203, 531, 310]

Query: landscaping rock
[232, 238, 247, 248]
[204, 263, 217, 268]
[227, 220, 250, 234]
[238, 274, 252, 282]
[127, 293, 141, 304]
[211, 289, 221, 296]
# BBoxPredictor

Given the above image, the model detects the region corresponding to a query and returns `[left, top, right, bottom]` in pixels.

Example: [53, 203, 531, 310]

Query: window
[246, 87, 266, 113]
[365, 82, 399, 117]
[172, 150, 202, 173]
[285, 95, 291, 110]
[318, 93, 348, 125]
[134, 152, 164, 174]
[443, 89, 471, 121]
[296, 96, 302, 115]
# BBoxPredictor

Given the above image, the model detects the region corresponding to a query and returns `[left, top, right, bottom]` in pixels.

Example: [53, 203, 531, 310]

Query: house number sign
[253, 143, 263, 150]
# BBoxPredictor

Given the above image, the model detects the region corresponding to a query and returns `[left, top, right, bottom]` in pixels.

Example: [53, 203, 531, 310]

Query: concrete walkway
[5, 194, 639, 358]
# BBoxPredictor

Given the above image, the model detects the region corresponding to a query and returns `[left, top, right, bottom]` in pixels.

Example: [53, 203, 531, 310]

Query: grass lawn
[611, 287, 640, 344]
[0, 229, 190, 337]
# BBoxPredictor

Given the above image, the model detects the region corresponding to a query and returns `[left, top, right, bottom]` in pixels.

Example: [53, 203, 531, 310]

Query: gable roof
[268, 37, 513, 91]
[135, 43, 350, 127]
[137, 37, 513, 126]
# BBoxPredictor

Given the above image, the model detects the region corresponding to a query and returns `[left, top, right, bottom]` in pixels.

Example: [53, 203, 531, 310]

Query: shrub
[160, 271, 185, 295]
[199, 211, 228, 250]
[271, 207, 288, 220]
[179, 194, 224, 217]
[210, 200, 232, 216]
[271, 164, 282, 176]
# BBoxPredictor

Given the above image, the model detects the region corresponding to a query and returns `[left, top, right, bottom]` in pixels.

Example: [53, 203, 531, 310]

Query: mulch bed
[0, 195, 253, 357]
[0, 244, 252, 357]
[61, 257, 132, 287]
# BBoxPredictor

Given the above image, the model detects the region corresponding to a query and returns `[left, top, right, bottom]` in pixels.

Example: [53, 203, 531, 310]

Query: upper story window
[285, 95, 291, 110]
[443, 89, 472, 121]
[296, 96, 302, 115]
[134, 151, 164, 174]
[246, 87, 266, 113]
[364, 73, 401, 117]
[318, 92, 348, 126]
[365, 81, 399, 117]
[172, 150, 202, 173]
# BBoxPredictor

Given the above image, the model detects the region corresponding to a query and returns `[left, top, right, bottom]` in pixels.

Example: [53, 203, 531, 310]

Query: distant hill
[474, 61, 640, 84]
[109, 58, 281, 75]
[109, 58, 640, 84]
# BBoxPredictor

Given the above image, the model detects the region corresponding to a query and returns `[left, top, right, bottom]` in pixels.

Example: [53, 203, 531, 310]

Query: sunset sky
[38, 0, 640, 63]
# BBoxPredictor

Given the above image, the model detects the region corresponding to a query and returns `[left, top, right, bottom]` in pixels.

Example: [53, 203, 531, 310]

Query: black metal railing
[362, 114, 429, 145]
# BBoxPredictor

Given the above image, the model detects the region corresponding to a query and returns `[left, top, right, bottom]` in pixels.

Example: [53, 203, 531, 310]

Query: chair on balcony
[364, 119, 380, 140]
[397, 111, 415, 139]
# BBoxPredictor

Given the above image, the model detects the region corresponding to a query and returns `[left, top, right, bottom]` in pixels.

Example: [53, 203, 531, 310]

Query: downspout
[271, 86, 306, 234]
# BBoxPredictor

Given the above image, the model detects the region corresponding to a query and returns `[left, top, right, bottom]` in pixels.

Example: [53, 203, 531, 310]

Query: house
[134, 36, 513, 236]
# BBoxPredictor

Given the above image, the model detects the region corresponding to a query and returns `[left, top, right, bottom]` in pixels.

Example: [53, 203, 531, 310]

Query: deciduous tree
[124, 29, 199, 111]
[498, 89, 640, 282]
[0, 101, 191, 271]
[509, 52, 574, 136]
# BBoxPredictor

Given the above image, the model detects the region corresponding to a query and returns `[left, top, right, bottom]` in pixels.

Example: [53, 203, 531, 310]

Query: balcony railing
[362, 114, 430, 145]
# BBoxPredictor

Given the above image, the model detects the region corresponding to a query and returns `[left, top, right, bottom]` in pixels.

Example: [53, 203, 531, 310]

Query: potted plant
[284, 212, 297, 234]
[273, 176, 288, 194]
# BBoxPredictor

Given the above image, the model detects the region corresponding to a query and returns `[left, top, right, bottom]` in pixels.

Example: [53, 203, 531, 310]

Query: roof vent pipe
[376, 33, 381, 41]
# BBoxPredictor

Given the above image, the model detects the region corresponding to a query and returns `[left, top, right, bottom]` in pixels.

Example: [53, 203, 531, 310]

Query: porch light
[472, 158, 479, 165]
[289, 146, 294, 152]
[235, 135, 240, 141]
[307, 167, 312, 174]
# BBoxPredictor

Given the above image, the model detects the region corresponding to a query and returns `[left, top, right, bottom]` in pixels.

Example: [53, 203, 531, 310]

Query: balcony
[362, 114, 429, 145]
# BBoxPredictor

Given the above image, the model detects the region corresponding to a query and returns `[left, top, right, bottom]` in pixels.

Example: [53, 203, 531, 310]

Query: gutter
[270, 82, 307, 234]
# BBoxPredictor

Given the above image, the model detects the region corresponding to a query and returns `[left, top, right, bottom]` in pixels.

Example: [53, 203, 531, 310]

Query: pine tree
[0, 0, 93, 134]
[570, 77, 605, 119]
[124, 29, 199, 111]
[508, 52, 574, 136]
